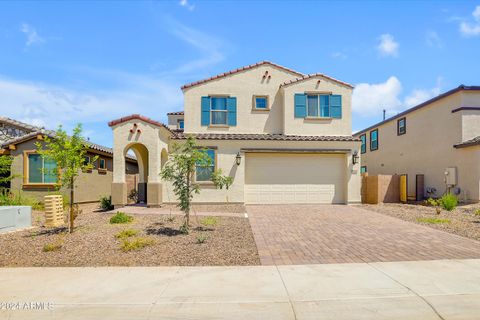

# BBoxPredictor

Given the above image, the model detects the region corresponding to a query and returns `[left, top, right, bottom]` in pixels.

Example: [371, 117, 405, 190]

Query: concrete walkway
[1, 259, 480, 319]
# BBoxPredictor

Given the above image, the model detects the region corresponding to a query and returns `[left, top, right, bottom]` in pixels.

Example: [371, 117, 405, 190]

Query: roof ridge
[181, 61, 305, 90]
[108, 114, 176, 136]
[280, 73, 353, 89]
[0, 116, 44, 132]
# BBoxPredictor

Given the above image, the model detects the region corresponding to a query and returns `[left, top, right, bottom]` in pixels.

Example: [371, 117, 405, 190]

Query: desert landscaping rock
[361, 203, 480, 241]
[0, 204, 260, 267]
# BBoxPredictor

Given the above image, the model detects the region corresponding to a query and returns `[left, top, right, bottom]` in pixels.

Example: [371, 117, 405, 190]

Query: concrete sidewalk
[1, 259, 480, 319]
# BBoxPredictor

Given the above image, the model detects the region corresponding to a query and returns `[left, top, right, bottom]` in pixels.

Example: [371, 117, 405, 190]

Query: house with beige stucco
[354, 85, 480, 202]
[0, 116, 138, 203]
[109, 61, 362, 208]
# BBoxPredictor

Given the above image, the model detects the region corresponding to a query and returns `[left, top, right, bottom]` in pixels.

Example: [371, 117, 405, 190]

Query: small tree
[36, 124, 97, 233]
[160, 136, 229, 233]
[212, 169, 233, 202]
[0, 155, 14, 186]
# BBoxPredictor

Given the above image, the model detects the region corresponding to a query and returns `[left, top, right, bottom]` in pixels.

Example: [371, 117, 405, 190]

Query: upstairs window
[360, 134, 366, 154]
[370, 129, 378, 151]
[196, 149, 215, 182]
[211, 97, 228, 125]
[397, 117, 406, 135]
[27, 153, 57, 184]
[201, 96, 237, 126]
[253, 96, 268, 110]
[294, 93, 342, 119]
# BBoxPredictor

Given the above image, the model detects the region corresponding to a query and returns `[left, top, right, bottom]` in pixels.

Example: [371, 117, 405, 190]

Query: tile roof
[0, 116, 43, 132]
[454, 136, 480, 148]
[166, 111, 184, 115]
[0, 120, 136, 160]
[181, 61, 305, 90]
[173, 132, 360, 142]
[280, 73, 354, 89]
[108, 114, 174, 134]
[354, 85, 480, 136]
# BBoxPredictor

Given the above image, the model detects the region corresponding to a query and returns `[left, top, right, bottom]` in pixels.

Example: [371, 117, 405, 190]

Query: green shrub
[474, 209, 480, 216]
[440, 193, 458, 211]
[99, 195, 114, 211]
[196, 233, 208, 244]
[200, 216, 218, 227]
[43, 242, 62, 252]
[416, 217, 451, 224]
[120, 237, 154, 252]
[109, 212, 133, 224]
[115, 229, 138, 239]
[0, 189, 41, 209]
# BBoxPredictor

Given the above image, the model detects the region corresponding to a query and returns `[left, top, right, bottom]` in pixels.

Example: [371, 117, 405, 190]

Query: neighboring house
[0, 117, 138, 203]
[109, 61, 361, 208]
[353, 85, 480, 202]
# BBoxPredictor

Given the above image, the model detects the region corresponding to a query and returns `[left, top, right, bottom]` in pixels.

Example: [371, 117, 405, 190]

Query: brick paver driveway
[247, 205, 480, 265]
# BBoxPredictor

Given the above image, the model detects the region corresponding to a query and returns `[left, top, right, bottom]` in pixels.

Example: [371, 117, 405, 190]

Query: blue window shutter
[201, 96, 210, 126]
[294, 94, 306, 118]
[330, 95, 342, 119]
[227, 97, 237, 126]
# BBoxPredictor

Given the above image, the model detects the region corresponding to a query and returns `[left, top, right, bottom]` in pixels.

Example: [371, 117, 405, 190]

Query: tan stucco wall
[8, 139, 135, 203]
[281, 77, 353, 136]
[162, 139, 361, 204]
[182, 65, 299, 134]
[356, 91, 480, 201]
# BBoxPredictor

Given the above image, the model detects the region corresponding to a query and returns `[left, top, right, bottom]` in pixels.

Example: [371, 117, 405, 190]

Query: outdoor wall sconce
[235, 152, 242, 165]
[352, 150, 359, 165]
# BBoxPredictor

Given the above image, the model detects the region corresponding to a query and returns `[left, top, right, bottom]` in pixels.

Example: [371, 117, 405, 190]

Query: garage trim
[241, 148, 351, 154]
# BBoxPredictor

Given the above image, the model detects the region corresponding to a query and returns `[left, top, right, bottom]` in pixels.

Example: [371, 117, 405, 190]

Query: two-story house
[108, 61, 361, 208]
[354, 85, 480, 202]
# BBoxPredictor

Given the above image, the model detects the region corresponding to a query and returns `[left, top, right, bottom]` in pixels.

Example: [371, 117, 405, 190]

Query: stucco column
[112, 143, 127, 208]
[146, 142, 162, 207]
[347, 148, 362, 204]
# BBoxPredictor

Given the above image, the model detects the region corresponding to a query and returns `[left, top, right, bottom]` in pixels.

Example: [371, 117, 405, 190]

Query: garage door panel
[245, 153, 345, 204]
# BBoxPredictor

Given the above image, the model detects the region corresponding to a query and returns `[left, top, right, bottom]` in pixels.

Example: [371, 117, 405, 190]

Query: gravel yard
[361, 203, 480, 241]
[0, 205, 260, 267]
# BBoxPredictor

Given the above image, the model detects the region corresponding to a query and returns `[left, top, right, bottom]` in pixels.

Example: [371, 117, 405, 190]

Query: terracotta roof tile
[181, 61, 305, 90]
[167, 111, 184, 115]
[173, 132, 360, 142]
[108, 114, 175, 135]
[280, 73, 353, 89]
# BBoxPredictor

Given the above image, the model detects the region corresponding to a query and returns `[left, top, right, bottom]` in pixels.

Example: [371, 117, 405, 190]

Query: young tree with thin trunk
[160, 136, 228, 233]
[36, 124, 97, 233]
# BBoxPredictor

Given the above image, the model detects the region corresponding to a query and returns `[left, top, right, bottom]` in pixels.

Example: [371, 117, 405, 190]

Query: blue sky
[1, 0, 479, 147]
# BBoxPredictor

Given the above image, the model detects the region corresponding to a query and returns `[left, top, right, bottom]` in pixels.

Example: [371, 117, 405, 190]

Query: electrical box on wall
[444, 167, 457, 186]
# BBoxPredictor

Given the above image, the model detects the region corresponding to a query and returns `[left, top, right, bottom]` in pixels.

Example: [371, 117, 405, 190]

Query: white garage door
[245, 153, 345, 204]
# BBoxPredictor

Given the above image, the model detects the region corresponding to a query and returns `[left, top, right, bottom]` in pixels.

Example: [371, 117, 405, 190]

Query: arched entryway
[125, 143, 149, 204]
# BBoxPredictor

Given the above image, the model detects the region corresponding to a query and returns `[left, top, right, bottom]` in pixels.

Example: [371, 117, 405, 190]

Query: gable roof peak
[180, 61, 305, 90]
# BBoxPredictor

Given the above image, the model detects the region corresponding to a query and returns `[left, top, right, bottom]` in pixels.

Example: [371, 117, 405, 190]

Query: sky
[0, 0, 479, 147]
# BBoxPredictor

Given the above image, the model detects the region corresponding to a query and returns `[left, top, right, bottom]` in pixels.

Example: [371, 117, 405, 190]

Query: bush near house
[440, 193, 458, 211]
[99, 195, 114, 211]
[109, 212, 134, 224]
[0, 189, 42, 209]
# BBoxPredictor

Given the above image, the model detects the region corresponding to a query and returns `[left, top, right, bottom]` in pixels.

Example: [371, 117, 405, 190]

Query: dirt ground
[0, 205, 260, 267]
[361, 202, 480, 242]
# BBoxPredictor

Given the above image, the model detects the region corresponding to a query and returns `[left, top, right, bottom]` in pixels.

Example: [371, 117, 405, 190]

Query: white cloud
[353, 76, 402, 116]
[331, 52, 347, 59]
[179, 0, 195, 11]
[377, 34, 399, 57]
[459, 5, 480, 37]
[165, 17, 226, 74]
[20, 23, 45, 46]
[353, 77, 442, 117]
[0, 73, 183, 132]
[425, 30, 443, 48]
